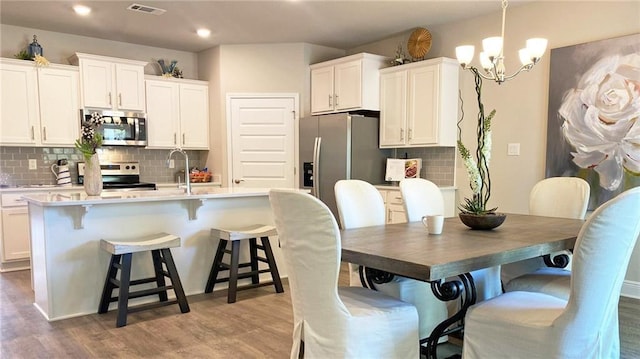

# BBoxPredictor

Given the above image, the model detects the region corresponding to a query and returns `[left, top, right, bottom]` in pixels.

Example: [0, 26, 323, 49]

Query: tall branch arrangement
[457, 67, 498, 215]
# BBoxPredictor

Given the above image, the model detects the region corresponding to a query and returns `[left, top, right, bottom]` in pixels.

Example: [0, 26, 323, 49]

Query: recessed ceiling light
[73, 5, 91, 16]
[197, 29, 211, 38]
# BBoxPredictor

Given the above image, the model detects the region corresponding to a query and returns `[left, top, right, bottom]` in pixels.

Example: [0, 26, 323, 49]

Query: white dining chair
[335, 179, 447, 343]
[399, 178, 502, 302]
[463, 186, 640, 359]
[269, 189, 419, 359]
[503, 177, 590, 299]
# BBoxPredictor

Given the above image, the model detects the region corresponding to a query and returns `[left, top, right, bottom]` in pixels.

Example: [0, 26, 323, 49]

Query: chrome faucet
[167, 148, 191, 195]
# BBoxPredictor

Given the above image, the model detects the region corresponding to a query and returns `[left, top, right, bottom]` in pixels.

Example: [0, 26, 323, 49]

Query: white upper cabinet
[38, 67, 80, 146]
[70, 53, 146, 111]
[178, 83, 209, 149]
[310, 53, 388, 114]
[379, 57, 459, 148]
[0, 58, 79, 146]
[145, 77, 209, 150]
[0, 60, 39, 145]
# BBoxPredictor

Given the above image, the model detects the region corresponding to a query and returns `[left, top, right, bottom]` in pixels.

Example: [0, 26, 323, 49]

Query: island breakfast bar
[22, 188, 288, 321]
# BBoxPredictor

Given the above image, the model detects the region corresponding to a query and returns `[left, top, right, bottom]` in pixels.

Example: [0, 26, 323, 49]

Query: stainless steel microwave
[81, 109, 147, 146]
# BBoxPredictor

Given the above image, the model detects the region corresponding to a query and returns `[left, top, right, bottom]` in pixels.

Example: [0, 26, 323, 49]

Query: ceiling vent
[127, 3, 166, 15]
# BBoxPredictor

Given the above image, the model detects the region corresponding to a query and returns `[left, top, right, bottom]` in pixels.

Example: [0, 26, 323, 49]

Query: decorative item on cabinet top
[28, 35, 43, 58]
[157, 59, 183, 78]
[407, 27, 432, 61]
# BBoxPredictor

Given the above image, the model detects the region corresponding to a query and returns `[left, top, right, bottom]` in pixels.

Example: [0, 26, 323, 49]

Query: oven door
[103, 182, 157, 191]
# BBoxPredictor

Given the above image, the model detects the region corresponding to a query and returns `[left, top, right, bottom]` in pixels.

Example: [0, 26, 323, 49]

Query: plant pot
[459, 213, 507, 230]
[83, 153, 103, 196]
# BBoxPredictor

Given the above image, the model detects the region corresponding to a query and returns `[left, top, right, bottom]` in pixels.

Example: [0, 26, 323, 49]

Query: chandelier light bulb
[482, 37, 503, 59]
[455, 45, 475, 67]
[526, 38, 548, 60]
[519, 48, 533, 66]
[479, 52, 493, 71]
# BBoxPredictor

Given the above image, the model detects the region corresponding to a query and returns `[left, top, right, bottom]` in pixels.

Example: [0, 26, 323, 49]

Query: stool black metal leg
[99, 254, 120, 314]
[151, 249, 169, 302]
[228, 240, 241, 303]
[205, 239, 228, 293]
[161, 248, 190, 313]
[261, 237, 284, 293]
[116, 253, 133, 328]
[249, 237, 259, 284]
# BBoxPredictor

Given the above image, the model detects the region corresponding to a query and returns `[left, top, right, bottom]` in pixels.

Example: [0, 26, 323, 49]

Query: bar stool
[205, 224, 284, 303]
[98, 232, 190, 327]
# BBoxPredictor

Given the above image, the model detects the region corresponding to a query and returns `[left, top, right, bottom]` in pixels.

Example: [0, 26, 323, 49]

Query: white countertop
[22, 187, 273, 207]
[0, 182, 222, 193]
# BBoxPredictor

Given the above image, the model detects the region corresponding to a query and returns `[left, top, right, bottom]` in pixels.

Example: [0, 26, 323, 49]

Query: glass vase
[83, 153, 103, 196]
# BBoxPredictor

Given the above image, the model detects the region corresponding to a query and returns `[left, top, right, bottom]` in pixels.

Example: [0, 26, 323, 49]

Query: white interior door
[229, 95, 297, 188]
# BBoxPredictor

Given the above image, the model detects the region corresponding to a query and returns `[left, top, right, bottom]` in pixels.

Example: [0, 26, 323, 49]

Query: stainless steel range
[77, 161, 156, 191]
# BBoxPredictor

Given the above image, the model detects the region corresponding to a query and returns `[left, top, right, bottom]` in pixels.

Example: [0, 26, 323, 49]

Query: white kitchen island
[22, 187, 288, 321]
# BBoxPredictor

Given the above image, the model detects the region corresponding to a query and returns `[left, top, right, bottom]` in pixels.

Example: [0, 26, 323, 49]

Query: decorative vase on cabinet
[83, 153, 103, 196]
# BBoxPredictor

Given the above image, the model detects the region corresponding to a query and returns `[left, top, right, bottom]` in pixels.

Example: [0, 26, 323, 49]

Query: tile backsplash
[0, 146, 456, 187]
[0, 146, 207, 186]
[390, 147, 456, 187]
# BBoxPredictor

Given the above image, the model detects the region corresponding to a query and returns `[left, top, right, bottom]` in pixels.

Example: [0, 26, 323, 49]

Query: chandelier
[455, 0, 548, 84]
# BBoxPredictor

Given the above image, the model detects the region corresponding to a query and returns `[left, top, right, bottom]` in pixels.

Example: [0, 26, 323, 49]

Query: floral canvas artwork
[545, 33, 640, 209]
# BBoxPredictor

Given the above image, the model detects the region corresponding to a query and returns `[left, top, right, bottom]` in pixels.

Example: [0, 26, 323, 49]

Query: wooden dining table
[340, 213, 585, 359]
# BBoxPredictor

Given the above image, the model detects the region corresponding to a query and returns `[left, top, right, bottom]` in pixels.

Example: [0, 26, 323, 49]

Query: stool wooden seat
[98, 232, 190, 327]
[205, 224, 284, 303]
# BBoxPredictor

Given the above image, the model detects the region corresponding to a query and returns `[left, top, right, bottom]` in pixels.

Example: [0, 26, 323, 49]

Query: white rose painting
[546, 33, 640, 209]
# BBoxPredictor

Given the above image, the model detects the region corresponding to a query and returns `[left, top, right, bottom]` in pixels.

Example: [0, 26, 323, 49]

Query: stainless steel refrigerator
[299, 113, 391, 220]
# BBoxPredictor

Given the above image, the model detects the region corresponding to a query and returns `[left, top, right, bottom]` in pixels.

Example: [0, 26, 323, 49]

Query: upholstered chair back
[400, 178, 444, 222]
[334, 179, 386, 229]
[269, 189, 420, 358]
[269, 189, 348, 356]
[529, 177, 590, 219]
[555, 186, 640, 352]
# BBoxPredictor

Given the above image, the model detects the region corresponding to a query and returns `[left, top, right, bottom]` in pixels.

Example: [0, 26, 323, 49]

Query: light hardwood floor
[1, 268, 638, 358]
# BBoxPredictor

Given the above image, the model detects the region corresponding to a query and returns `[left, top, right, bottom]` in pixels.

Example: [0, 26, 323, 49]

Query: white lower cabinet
[0, 188, 80, 271]
[377, 186, 457, 224]
[1, 193, 31, 271]
[382, 189, 408, 224]
[1, 206, 30, 262]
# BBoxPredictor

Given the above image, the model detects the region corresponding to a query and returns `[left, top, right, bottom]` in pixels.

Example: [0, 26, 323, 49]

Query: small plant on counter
[75, 112, 104, 161]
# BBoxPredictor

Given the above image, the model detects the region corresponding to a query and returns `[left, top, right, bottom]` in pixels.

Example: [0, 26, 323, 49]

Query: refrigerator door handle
[313, 136, 322, 198]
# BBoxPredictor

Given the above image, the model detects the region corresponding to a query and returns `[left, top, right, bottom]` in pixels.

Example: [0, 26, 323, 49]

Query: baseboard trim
[621, 280, 640, 299]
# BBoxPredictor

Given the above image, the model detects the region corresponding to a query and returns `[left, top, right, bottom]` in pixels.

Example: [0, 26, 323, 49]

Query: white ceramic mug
[421, 214, 444, 235]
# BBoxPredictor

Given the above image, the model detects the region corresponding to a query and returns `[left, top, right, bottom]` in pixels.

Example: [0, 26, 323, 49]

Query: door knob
[234, 179, 244, 184]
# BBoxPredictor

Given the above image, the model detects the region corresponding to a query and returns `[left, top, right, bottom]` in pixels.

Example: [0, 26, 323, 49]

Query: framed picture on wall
[545, 33, 640, 209]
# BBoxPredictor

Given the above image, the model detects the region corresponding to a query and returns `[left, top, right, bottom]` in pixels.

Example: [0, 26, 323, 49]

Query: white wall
[197, 43, 344, 186]
[350, 1, 640, 295]
[1, 24, 198, 78]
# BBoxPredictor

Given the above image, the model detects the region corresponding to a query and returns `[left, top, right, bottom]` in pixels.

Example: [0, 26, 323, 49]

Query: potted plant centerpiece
[75, 112, 104, 196]
[457, 67, 506, 230]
